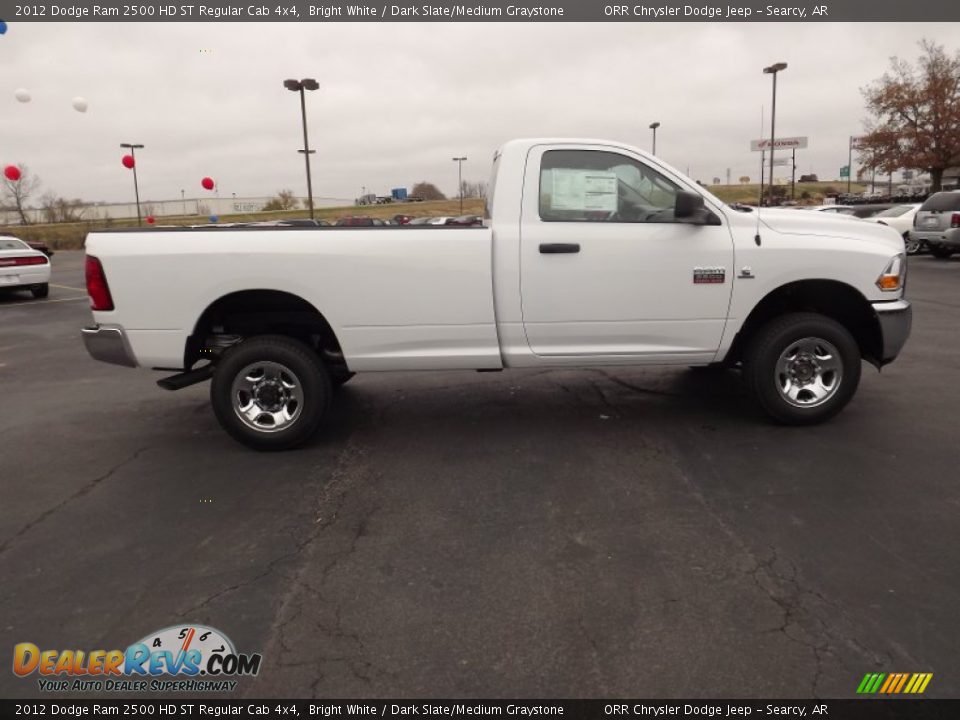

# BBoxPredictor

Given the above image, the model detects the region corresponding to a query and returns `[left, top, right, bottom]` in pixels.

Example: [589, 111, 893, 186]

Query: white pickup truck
[82, 138, 912, 450]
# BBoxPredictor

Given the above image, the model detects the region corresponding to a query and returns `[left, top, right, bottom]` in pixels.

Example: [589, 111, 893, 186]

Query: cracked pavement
[1, 252, 958, 698]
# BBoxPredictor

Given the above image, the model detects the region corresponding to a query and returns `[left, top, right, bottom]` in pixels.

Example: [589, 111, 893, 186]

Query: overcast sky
[1, 22, 956, 204]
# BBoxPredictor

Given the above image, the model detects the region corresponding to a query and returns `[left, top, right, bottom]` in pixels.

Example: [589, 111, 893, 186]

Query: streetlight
[762, 62, 787, 205]
[120, 143, 144, 226]
[649, 122, 660, 156]
[452, 156, 467, 214]
[283, 78, 320, 219]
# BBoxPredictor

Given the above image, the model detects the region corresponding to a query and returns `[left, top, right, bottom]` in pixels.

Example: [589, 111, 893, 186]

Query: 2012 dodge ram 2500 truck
[82, 138, 912, 450]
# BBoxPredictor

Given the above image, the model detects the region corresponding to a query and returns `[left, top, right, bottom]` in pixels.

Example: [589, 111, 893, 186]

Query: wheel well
[727, 280, 882, 367]
[186, 290, 345, 370]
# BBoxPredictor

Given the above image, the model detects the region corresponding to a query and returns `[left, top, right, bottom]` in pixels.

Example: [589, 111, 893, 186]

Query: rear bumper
[910, 228, 960, 247]
[872, 299, 912, 365]
[81, 325, 138, 368]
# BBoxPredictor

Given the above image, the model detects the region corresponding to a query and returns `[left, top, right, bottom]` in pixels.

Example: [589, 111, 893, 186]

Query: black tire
[210, 335, 331, 451]
[903, 233, 923, 256]
[743, 313, 861, 425]
[928, 245, 954, 259]
[31, 283, 49, 299]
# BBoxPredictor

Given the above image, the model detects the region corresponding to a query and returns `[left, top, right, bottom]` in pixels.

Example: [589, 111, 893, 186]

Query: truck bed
[85, 225, 502, 371]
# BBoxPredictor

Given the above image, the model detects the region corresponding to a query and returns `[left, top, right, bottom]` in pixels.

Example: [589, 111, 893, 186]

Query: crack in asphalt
[0, 446, 151, 558]
[237, 435, 398, 697]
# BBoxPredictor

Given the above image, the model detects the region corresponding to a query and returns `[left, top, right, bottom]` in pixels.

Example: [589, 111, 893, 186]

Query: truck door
[519, 144, 734, 359]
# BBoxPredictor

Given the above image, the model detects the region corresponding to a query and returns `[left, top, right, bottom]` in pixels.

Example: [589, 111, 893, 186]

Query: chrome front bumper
[81, 325, 138, 368]
[872, 299, 912, 365]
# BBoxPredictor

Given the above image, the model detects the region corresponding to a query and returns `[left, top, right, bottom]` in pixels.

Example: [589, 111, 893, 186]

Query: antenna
[755, 105, 764, 246]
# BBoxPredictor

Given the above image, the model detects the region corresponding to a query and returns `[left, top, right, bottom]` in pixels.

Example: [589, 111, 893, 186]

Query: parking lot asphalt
[1, 250, 958, 699]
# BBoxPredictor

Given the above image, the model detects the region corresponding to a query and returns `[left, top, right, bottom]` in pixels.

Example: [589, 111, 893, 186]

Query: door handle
[539, 243, 580, 254]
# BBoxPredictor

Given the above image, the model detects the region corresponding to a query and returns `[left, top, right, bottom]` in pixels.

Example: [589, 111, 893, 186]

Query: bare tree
[859, 40, 960, 192]
[262, 189, 300, 211]
[40, 193, 88, 223]
[459, 180, 489, 199]
[1, 165, 42, 225]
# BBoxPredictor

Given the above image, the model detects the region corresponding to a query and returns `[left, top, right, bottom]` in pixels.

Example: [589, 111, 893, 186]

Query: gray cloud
[1, 21, 955, 204]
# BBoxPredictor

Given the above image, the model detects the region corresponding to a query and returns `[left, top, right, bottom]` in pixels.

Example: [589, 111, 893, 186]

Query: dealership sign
[751, 136, 808, 151]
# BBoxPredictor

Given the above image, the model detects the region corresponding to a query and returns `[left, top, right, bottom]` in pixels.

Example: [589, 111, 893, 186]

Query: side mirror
[675, 190, 705, 219]
[674, 190, 721, 225]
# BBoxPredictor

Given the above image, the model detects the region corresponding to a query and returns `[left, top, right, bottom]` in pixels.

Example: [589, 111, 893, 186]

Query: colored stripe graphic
[856, 672, 932, 694]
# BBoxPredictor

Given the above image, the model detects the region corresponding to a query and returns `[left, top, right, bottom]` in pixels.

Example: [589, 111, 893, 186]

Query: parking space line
[51, 283, 87, 292]
[0, 296, 88, 307]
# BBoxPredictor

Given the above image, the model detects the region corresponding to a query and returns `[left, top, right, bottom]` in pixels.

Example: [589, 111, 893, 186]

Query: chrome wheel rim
[904, 236, 921, 255]
[231, 361, 304, 433]
[775, 337, 843, 409]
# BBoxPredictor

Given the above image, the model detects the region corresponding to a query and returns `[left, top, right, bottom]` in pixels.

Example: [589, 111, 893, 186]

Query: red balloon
[146, 215, 156, 225]
[122, 155, 135, 169]
[201, 177, 215, 191]
[4, 165, 21, 182]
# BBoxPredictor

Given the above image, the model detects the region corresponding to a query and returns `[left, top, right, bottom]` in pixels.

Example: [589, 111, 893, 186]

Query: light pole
[649, 122, 660, 156]
[762, 62, 787, 205]
[120, 143, 144, 226]
[180, 188, 186, 216]
[283, 78, 319, 219]
[452, 156, 467, 214]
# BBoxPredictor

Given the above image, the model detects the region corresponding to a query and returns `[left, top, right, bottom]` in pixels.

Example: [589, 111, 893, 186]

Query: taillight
[85, 255, 114, 311]
[0, 255, 48, 267]
[952, 213, 960, 229]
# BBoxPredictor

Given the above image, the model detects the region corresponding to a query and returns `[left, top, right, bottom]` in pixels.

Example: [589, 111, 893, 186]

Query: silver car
[909, 191, 960, 259]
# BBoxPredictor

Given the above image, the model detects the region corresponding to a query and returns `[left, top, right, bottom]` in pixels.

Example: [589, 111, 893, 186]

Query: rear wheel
[31, 283, 49, 299]
[744, 313, 861, 425]
[210, 335, 331, 451]
[903, 233, 923, 256]
[929, 245, 954, 259]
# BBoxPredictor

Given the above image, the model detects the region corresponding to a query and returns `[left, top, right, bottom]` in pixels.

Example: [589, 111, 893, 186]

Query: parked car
[868, 204, 923, 254]
[801, 205, 858, 216]
[909, 191, 960, 259]
[393, 214, 413, 225]
[0, 235, 51, 299]
[426, 216, 453, 225]
[406, 217, 433, 226]
[335, 216, 387, 227]
[26, 240, 54, 257]
[82, 137, 911, 450]
[274, 219, 332, 228]
[447, 215, 484, 226]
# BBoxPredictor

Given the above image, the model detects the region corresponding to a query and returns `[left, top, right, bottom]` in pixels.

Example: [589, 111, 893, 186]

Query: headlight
[877, 253, 906, 292]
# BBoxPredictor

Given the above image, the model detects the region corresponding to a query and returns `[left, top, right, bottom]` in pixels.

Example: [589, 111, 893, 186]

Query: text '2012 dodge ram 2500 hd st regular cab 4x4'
[82, 139, 912, 450]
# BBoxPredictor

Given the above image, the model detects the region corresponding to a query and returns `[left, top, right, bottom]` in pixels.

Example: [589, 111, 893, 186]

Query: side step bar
[157, 365, 214, 391]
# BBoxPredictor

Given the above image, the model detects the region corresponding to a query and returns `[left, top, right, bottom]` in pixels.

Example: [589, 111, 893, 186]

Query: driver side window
[539, 149, 681, 223]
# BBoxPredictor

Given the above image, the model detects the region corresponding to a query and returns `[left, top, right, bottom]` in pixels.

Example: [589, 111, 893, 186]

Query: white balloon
[14, 88, 31, 103]
[72, 97, 88, 113]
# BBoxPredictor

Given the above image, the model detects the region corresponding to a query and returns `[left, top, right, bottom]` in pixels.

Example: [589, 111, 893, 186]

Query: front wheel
[744, 313, 861, 425]
[903, 233, 923, 256]
[928, 245, 954, 259]
[210, 335, 331, 451]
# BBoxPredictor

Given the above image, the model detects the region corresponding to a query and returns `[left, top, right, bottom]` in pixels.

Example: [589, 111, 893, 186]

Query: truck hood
[757, 208, 903, 252]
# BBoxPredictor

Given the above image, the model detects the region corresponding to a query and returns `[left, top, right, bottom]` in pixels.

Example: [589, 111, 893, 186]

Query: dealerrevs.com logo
[13, 625, 262, 693]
